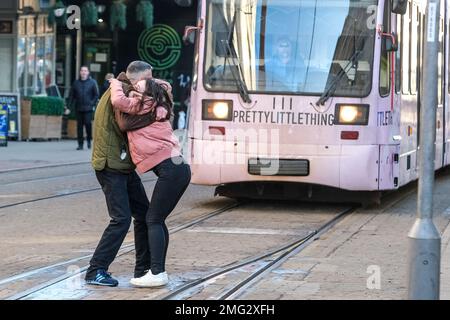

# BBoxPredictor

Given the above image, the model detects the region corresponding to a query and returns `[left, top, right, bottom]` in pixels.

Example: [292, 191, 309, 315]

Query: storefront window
[17, 37, 26, 96]
[36, 36, 45, 94]
[26, 38, 36, 96]
[0, 38, 14, 92]
[45, 36, 54, 88]
[39, 0, 52, 8]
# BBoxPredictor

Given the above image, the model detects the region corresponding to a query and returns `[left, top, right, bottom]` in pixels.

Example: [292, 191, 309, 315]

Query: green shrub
[25, 96, 65, 116]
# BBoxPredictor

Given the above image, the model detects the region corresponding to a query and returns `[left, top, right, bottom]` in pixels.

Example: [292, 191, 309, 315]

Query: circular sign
[138, 24, 182, 71]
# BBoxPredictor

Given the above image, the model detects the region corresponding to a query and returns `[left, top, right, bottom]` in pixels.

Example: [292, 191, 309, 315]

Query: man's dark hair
[126, 61, 153, 74]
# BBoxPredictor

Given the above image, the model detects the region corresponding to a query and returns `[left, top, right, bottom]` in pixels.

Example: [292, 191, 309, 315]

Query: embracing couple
[85, 61, 191, 288]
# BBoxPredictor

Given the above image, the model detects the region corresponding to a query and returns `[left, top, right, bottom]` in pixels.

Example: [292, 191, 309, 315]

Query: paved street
[1, 141, 450, 300]
[0, 141, 90, 172]
[2, 0, 450, 311]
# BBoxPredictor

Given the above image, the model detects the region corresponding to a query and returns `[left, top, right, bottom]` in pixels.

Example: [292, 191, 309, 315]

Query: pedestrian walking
[69, 66, 99, 150]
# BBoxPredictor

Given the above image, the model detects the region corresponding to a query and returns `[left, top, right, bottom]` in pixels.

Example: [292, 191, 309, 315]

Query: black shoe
[85, 269, 119, 287]
[87, 141, 91, 149]
[76, 146, 83, 150]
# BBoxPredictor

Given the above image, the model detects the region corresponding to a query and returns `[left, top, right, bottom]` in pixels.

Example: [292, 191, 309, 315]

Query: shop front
[0, 0, 57, 141]
[56, 0, 197, 132]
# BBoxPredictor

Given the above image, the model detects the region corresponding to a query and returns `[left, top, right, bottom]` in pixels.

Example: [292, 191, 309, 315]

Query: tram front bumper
[188, 139, 382, 191]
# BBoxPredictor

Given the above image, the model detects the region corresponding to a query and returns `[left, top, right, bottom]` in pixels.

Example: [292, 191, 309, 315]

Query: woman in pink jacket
[110, 77, 191, 287]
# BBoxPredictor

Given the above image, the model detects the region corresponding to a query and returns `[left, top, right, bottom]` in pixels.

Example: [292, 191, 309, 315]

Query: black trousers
[86, 169, 151, 279]
[76, 111, 93, 146]
[146, 157, 191, 275]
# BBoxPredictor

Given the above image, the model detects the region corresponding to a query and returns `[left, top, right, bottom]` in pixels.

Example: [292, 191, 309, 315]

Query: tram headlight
[334, 104, 369, 125]
[202, 100, 233, 121]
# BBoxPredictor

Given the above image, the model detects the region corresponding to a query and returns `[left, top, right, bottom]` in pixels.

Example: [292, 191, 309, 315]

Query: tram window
[401, 2, 410, 95]
[379, 0, 391, 97]
[438, 19, 444, 105]
[395, 14, 401, 94]
[419, 12, 424, 94]
[410, 5, 418, 95]
[204, 0, 377, 97]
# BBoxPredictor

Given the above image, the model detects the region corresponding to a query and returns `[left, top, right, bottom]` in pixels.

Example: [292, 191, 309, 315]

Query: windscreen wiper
[220, 10, 252, 103]
[316, 49, 363, 106]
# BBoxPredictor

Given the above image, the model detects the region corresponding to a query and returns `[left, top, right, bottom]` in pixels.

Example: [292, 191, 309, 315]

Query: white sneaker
[130, 271, 169, 287]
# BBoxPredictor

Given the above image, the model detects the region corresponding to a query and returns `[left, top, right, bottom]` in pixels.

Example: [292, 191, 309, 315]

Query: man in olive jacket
[86, 61, 154, 286]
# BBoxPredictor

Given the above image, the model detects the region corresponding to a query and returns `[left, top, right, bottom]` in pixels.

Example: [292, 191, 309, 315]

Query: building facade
[56, 0, 197, 129]
[0, 0, 57, 139]
[0, 0, 197, 138]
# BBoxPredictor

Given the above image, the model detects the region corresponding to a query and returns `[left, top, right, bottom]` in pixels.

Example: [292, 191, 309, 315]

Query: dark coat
[69, 78, 99, 112]
[99, 81, 110, 97]
[91, 88, 135, 173]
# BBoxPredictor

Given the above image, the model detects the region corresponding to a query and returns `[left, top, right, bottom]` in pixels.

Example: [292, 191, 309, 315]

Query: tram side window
[401, 2, 411, 95]
[419, 12, 425, 94]
[379, 0, 391, 96]
[395, 14, 401, 93]
[438, 19, 444, 105]
[410, 5, 418, 95]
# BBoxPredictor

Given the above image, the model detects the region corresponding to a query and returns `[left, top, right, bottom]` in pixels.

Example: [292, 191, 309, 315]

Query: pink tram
[184, 0, 449, 202]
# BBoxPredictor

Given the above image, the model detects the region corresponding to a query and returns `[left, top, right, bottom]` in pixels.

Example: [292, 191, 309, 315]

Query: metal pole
[75, 26, 82, 80]
[407, 0, 441, 300]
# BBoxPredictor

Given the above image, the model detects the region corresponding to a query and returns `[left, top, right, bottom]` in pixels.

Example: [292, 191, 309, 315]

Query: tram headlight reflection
[213, 102, 229, 118]
[334, 104, 369, 125]
[340, 106, 358, 122]
[202, 100, 233, 121]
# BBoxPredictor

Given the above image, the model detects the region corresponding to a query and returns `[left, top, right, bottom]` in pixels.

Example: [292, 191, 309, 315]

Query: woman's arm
[109, 79, 155, 115]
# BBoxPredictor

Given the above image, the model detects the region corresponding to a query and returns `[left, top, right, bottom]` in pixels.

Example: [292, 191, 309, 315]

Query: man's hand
[155, 107, 168, 121]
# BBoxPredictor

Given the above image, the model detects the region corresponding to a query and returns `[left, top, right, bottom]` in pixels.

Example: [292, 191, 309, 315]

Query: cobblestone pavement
[17, 202, 348, 300]
[237, 170, 450, 300]
[0, 141, 90, 172]
[0, 161, 236, 299]
[10, 173, 450, 300]
[2, 142, 450, 300]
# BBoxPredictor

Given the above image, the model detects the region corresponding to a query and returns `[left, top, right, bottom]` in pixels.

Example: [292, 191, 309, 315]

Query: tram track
[160, 182, 421, 300]
[2, 172, 92, 187]
[161, 206, 357, 300]
[0, 161, 91, 174]
[0, 162, 93, 188]
[2, 202, 241, 300]
[1, 168, 423, 300]
[0, 177, 157, 210]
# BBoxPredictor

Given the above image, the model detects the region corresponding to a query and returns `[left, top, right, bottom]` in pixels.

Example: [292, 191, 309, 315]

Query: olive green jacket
[91, 88, 135, 172]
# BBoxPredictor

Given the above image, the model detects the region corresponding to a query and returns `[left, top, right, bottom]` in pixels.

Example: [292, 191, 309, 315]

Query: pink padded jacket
[110, 78, 181, 173]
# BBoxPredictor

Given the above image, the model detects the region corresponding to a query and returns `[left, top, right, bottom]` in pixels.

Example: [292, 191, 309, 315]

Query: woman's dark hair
[140, 79, 173, 120]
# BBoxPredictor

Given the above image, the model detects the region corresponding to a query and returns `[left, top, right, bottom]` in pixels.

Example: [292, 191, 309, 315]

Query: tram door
[442, 9, 450, 168]
[416, 5, 422, 170]
[442, 13, 449, 168]
[436, 17, 445, 170]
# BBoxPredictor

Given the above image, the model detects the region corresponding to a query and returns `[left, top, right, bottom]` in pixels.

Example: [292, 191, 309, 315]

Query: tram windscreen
[203, 0, 378, 96]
